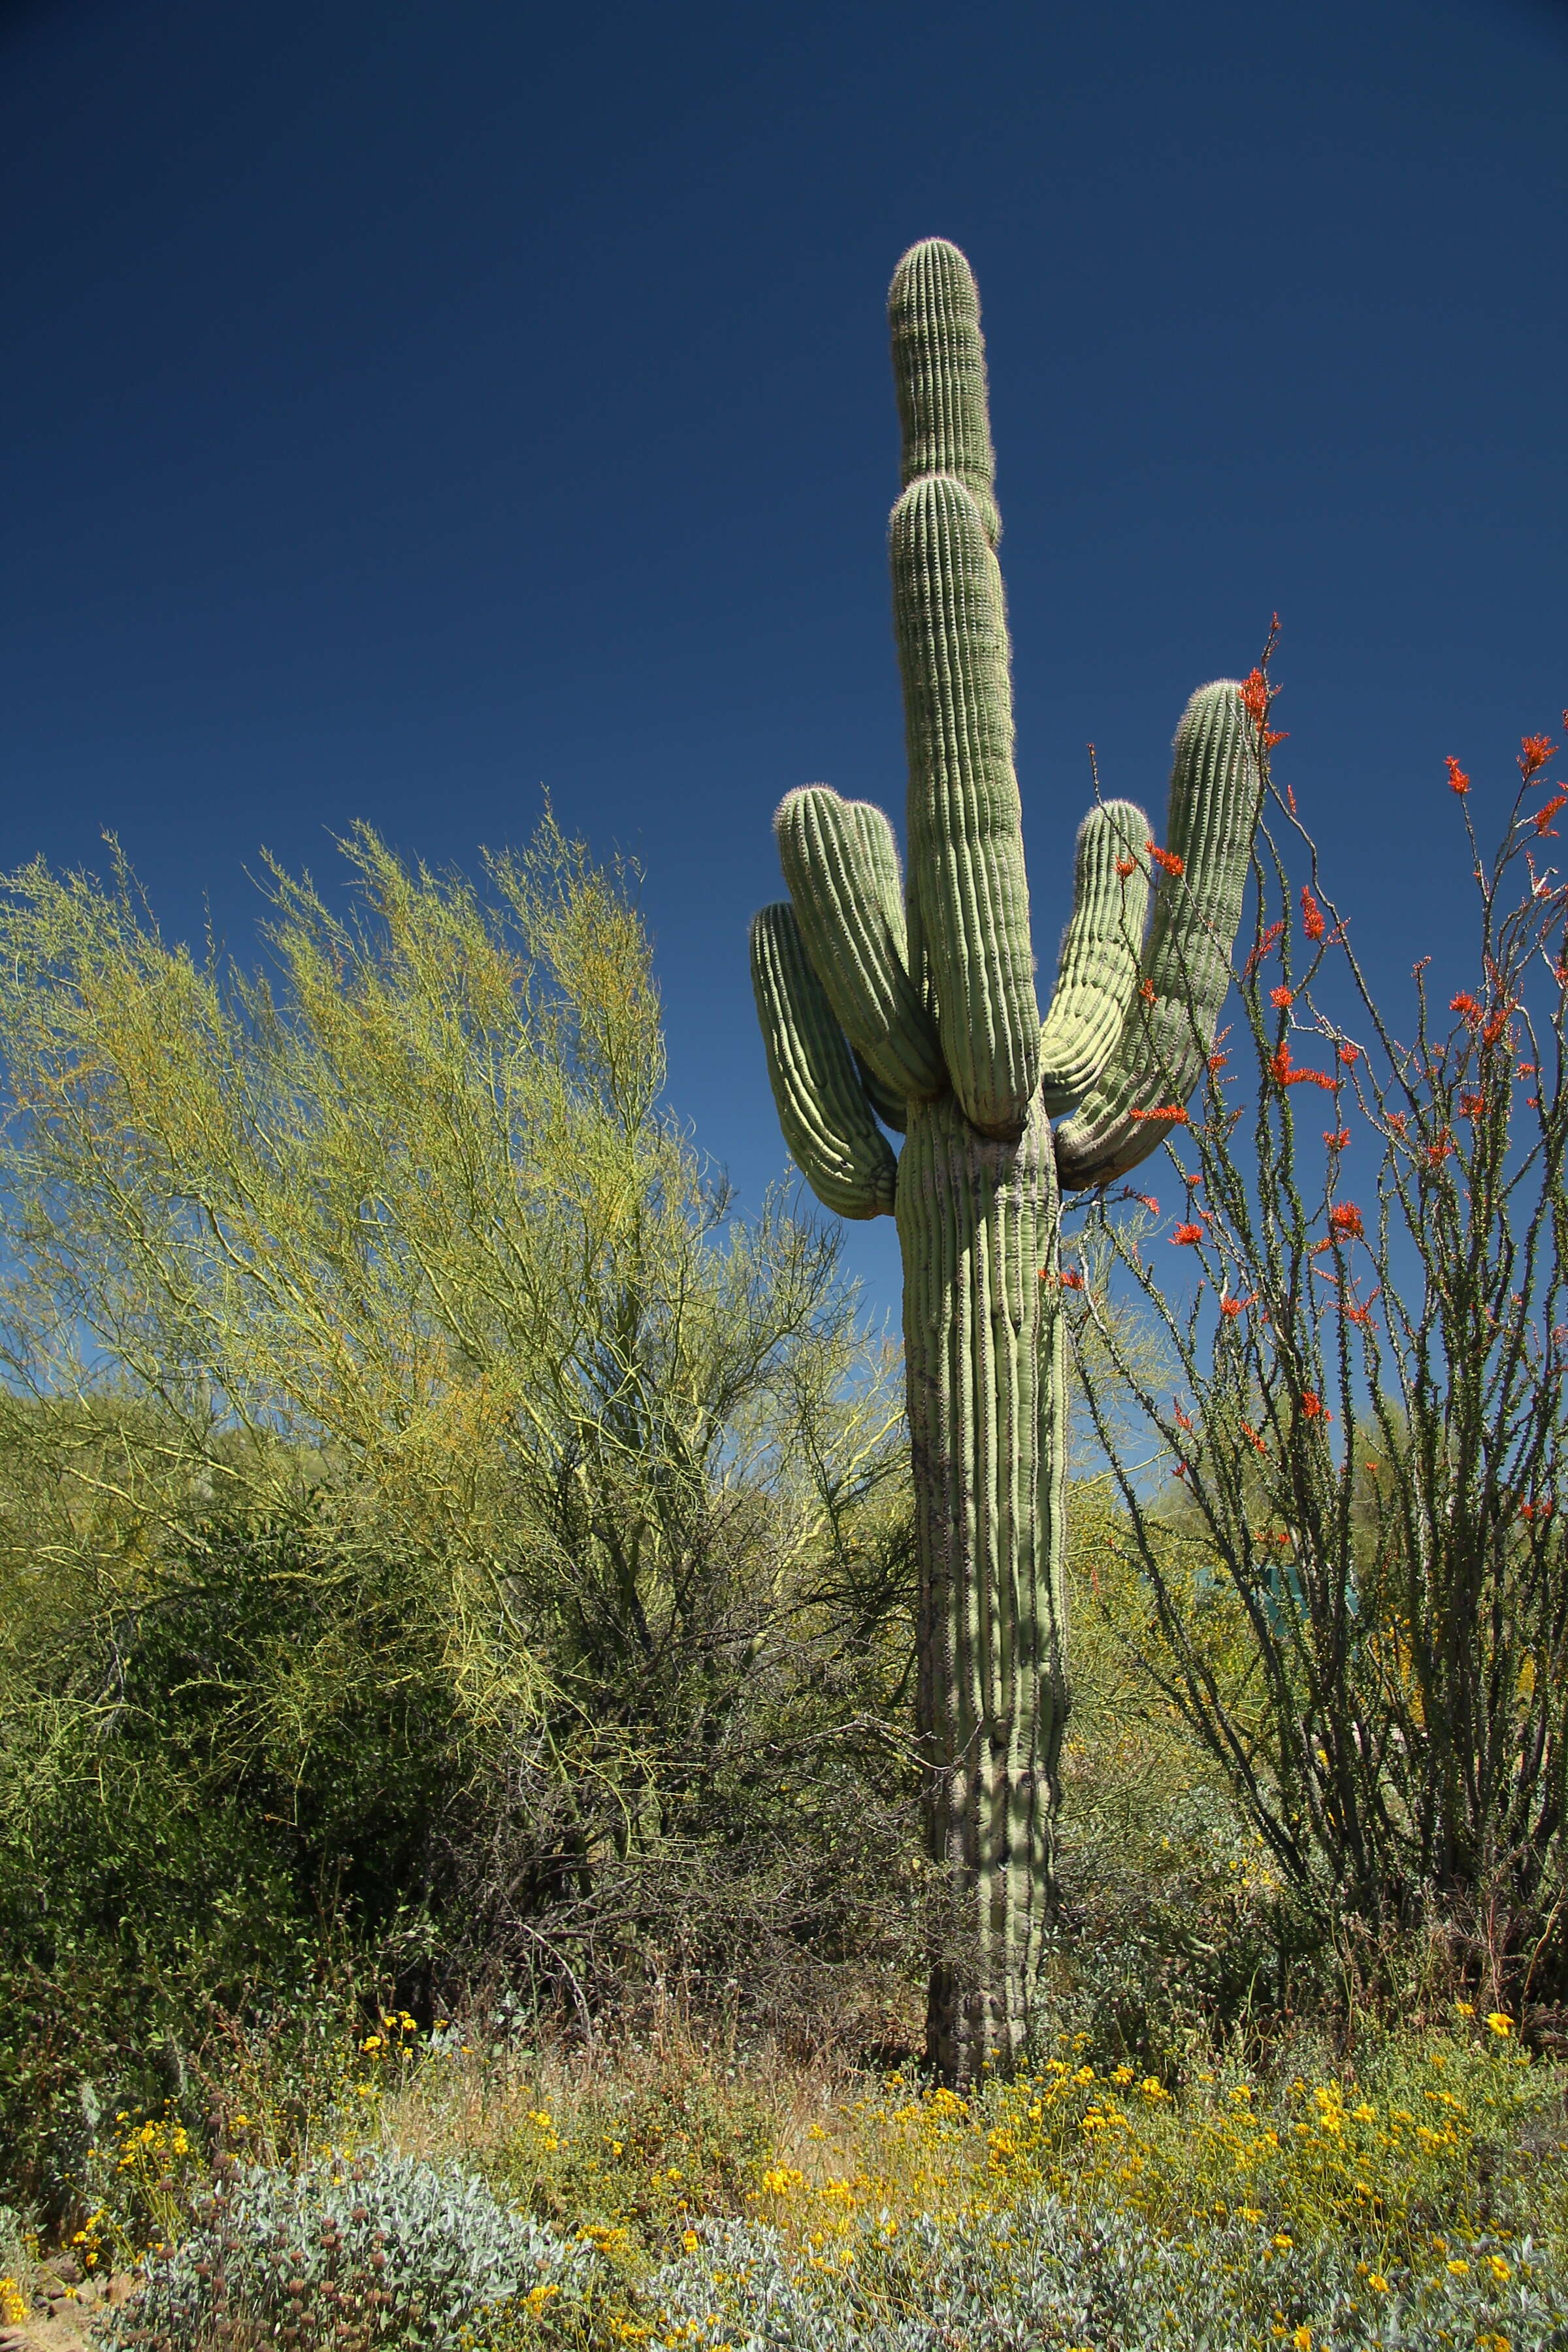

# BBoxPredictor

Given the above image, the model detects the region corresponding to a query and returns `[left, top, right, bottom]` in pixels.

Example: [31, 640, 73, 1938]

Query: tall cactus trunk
[748, 237, 1262, 2082]
[900, 1092, 1068, 2078]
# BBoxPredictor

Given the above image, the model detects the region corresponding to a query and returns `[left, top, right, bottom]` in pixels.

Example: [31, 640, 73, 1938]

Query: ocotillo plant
[749, 238, 1262, 2080]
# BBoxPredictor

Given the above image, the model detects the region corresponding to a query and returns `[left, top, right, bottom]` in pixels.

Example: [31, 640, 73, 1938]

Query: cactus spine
[749, 240, 1262, 2080]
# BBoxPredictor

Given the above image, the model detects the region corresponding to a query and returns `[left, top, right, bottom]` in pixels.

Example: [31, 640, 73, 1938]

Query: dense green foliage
[0, 821, 920, 2220]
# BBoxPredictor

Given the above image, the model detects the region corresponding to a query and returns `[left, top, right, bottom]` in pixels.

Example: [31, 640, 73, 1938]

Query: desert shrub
[101, 2150, 596, 2351]
[647, 2204, 1565, 2352]
[0, 1498, 468, 2221]
[1072, 683, 1568, 2004]
[1041, 1473, 1327, 2066]
[0, 821, 926, 2220]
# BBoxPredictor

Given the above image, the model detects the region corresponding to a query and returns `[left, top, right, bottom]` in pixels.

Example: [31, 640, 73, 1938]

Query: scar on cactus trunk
[749, 237, 1262, 2081]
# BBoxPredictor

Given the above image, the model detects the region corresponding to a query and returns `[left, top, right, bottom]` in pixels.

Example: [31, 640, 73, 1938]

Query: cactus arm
[890, 474, 1041, 1139]
[855, 1051, 909, 1132]
[1037, 799, 1152, 1115]
[1053, 681, 1261, 1191]
[889, 237, 1001, 548]
[749, 903, 897, 1220]
[774, 787, 945, 1102]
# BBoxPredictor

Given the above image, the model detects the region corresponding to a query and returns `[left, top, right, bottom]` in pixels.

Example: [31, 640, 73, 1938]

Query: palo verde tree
[0, 817, 908, 2034]
[749, 238, 1263, 2078]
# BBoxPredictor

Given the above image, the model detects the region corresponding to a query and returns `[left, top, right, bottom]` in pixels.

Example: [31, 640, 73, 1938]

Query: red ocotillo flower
[1269, 1041, 1335, 1090]
[1244, 919, 1285, 977]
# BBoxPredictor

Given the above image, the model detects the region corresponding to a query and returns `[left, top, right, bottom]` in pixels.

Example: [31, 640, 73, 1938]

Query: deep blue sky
[3, 0, 1565, 1319]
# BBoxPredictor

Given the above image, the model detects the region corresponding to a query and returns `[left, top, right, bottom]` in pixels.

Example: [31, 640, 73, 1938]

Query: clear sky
[3, 0, 1565, 1323]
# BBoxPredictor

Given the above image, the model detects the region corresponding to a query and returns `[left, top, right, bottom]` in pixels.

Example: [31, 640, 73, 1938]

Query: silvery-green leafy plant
[750, 238, 1262, 2078]
[653, 2206, 1562, 2352]
[103, 2149, 593, 2351]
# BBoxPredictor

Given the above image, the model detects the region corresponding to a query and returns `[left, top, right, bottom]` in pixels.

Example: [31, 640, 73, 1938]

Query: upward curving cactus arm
[1037, 798, 1152, 1116]
[774, 787, 946, 1102]
[749, 902, 897, 1219]
[855, 1051, 910, 1133]
[1053, 681, 1261, 1190]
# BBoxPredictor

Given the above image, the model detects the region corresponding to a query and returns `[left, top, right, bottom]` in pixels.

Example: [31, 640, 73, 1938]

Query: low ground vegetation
[14, 2004, 1568, 2349]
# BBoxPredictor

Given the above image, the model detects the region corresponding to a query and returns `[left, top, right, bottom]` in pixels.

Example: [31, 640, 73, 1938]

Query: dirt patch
[0, 2273, 135, 2351]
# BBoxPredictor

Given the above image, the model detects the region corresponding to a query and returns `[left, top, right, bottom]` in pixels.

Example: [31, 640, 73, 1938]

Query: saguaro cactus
[750, 239, 1262, 2082]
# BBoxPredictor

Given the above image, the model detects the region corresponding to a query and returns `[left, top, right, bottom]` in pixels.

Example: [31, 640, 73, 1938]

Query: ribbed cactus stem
[749, 902, 896, 1219]
[855, 1052, 909, 1133]
[774, 787, 946, 1102]
[889, 238, 1000, 548]
[900, 1091, 1066, 2074]
[1054, 683, 1260, 1189]
[1038, 799, 1152, 1115]
[891, 474, 1040, 1138]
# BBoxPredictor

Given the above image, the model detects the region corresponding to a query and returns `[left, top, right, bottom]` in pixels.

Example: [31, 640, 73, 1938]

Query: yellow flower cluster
[740, 2025, 1542, 2269]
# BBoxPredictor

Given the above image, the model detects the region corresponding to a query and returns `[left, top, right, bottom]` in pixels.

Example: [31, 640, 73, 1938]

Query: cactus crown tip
[772, 783, 824, 835]
[889, 236, 977, 297]
[1170, 679, 1249, 741]
[1079, 796, 1146, 832]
